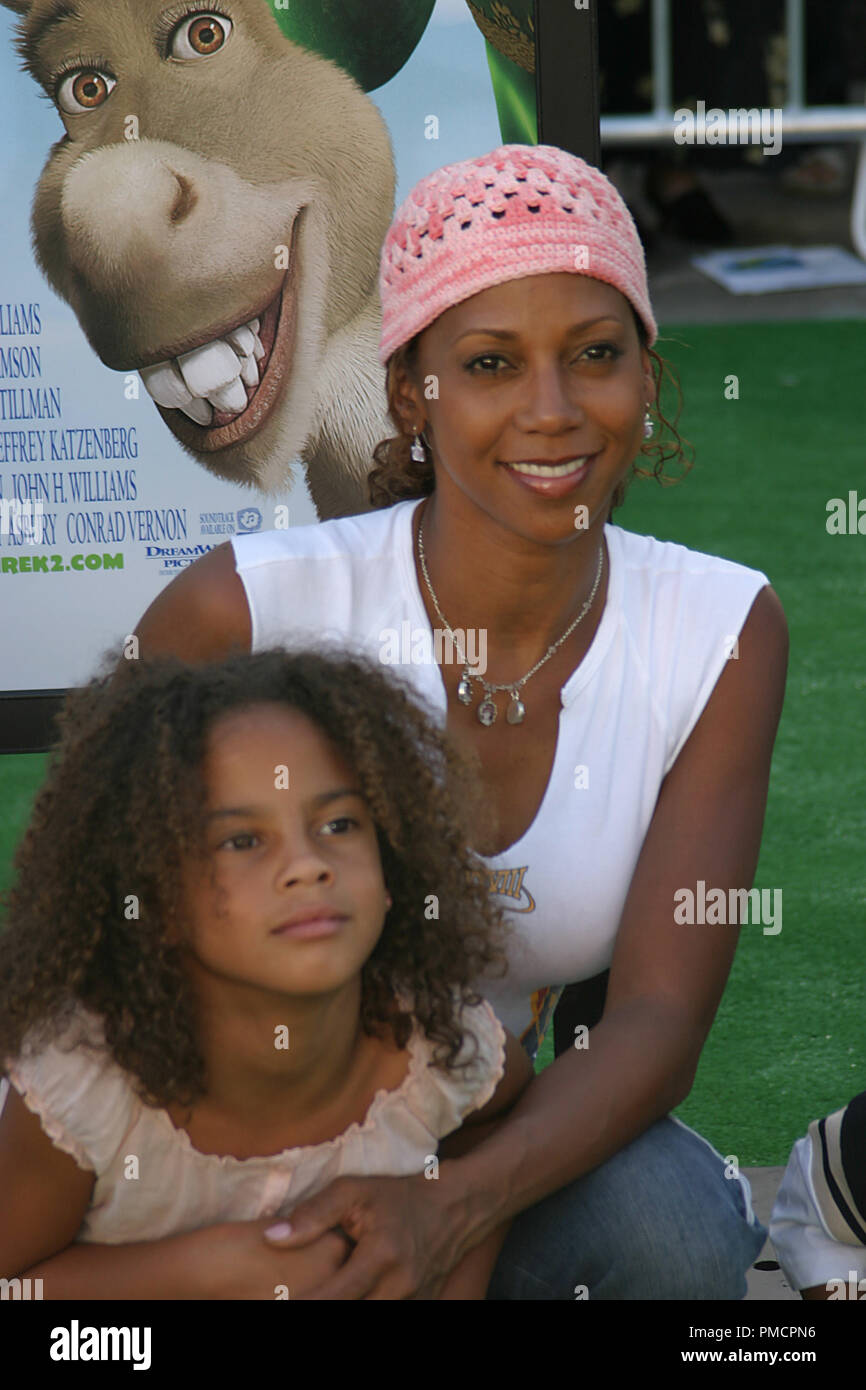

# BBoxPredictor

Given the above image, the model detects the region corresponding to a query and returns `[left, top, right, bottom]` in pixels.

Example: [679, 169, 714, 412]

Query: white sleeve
[4, 1014, 137, 1175]
[770, 1135, 866, 1292]
[401, 996, 507, 1143]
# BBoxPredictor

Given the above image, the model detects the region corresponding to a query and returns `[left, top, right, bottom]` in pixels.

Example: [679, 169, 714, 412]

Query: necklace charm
[506, 691, 526, 725]
[477, 697, 498, 726]
[416, 510, 604, 732]
[457, 671, 474, 705]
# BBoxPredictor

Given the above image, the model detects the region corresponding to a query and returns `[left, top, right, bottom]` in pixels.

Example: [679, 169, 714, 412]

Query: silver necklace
[416, 512, 604, 727]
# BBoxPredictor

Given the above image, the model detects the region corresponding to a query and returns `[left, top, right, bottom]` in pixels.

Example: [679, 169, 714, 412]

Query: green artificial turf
[2, 319, 865, 1164]
[0, 756, 46, 895]
[0, 753, 48, 899]
[535, 319, 866, 1165]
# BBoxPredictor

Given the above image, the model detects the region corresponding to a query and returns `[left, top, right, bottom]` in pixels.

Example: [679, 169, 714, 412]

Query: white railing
[599, 0, 866, 258]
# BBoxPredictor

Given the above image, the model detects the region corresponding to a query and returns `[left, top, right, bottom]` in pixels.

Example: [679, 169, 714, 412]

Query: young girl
[0, 646, 532, 1300]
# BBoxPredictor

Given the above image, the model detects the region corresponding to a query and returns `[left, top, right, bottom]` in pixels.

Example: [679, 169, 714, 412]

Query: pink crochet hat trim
[378, 144, 657, 365]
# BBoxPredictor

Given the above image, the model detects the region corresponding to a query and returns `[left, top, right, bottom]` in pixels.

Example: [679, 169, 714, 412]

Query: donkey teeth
[180, 396, 213, 426]
[139, 317, 266, 425]
[206, 376, 248, 414]
[139, 360, 193, 410]
[240, 353, 260, 388]
[226, 324, 256, 357]
[176, 340, 241, 397]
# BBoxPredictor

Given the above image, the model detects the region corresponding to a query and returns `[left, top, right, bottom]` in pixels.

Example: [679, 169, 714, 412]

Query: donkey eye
[169, 14, 233, 60]
[57, 69, 116, 114]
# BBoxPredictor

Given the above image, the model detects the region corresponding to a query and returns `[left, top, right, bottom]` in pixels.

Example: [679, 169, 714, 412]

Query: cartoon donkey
[2, 1, 537, 518]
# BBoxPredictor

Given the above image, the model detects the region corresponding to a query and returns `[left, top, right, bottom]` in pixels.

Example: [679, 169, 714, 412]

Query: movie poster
[0, 0, 537, 691]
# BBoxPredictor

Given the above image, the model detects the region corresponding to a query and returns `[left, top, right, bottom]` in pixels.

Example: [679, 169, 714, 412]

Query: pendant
[506, 693, 526, 725]
[477, 698, 498, 726]
[457, 672, 473, 705]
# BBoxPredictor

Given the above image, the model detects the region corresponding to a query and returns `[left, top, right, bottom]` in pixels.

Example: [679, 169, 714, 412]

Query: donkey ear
[268, 0, 436, 94]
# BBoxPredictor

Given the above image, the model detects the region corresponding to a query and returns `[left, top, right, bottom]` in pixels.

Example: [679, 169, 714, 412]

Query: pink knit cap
[378, 143, 657, 365]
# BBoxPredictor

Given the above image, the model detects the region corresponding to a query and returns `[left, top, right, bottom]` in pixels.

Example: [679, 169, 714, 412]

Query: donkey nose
[168, 172, 198, 225]
[61, 143, 204, 278]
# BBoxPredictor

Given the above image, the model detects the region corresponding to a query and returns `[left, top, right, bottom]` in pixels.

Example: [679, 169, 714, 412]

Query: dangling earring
[410, 429, 426, 463]
[643, 408, 654, 440]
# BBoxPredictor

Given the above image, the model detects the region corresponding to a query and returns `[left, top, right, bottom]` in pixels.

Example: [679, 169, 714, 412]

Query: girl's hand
[263, 1173, 467, 1300]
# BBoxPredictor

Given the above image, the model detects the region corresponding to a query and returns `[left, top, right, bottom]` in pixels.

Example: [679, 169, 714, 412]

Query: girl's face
[400, 272, 653, 540]
[179, 702, 389, 1001]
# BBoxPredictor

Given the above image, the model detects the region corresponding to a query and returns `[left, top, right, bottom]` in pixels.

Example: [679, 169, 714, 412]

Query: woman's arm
[433, 1029, 533, 1300]
[266, 584, 788, 1296]
[433, 1122, 514, 1301]
[132, 541, 251, 662]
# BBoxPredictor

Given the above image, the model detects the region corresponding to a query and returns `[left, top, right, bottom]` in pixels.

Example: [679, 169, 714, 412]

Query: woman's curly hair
[0, 647, 510, 1109]
[366, 302, 693, 513]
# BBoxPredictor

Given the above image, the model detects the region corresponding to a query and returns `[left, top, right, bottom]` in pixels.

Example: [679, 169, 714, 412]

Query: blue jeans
[486, 1115, 766, 1300]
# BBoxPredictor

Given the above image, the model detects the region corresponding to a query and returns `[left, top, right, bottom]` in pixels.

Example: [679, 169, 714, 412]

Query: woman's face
[179, 703, 389, 1002]
[398, 272, 654, 539]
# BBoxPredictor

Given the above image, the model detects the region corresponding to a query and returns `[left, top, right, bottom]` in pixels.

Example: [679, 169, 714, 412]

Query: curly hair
[0, 648, 510, 1109]
[366, 302, 693, 513]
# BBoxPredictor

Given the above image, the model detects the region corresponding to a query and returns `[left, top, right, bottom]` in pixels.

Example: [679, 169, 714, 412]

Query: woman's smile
[500, 451, 600, 498]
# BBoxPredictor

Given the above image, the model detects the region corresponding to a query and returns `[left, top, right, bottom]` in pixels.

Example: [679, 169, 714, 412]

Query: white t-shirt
[231, 498, 769, 1043]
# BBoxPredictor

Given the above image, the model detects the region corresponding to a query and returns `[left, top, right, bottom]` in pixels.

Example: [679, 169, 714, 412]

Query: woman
[34, 144, 787, 1299]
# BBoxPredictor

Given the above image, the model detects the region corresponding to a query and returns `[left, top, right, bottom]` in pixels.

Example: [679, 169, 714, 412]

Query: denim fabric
[486, 1115, 766, 1300]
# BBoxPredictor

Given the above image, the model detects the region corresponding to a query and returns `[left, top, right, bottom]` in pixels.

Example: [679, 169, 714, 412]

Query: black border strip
[536, 0, 600, 165]
[0, 690, 66, 755]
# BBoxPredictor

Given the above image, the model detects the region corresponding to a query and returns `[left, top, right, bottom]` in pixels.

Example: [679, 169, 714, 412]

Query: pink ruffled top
[2, 1000, 505, 1245]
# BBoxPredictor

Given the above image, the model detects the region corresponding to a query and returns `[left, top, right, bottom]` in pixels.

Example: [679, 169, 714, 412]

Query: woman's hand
[263, 1172, 471, 1300]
